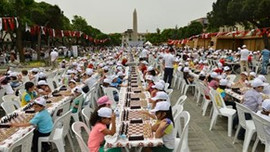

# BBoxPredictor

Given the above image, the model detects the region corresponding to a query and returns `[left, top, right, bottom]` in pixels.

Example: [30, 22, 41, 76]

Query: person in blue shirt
[226, 53, 234, 62]
[11, 97, 53, 152]
[260, 46, 270, 75]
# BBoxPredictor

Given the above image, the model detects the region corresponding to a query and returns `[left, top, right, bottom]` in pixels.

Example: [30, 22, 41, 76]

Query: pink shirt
[88, 123, 107, 152]
[209, 80, 219, 90]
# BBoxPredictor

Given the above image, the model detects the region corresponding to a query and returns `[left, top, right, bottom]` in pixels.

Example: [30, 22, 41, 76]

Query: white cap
[67, 70, 76, 74]
[151, 92, 169, 101]
[146, 75, 153, 81]
[262, 99, 270, 111]
[37, 80, 48, 86]
[117, 66, 123, 71]
[183, 67, 190, 72]
[257, 75, 267, 82]
[185, 62, 189, 66]
[34, 97, 46, 106]
[86, 68, 93, 76]
[241, 72, 248, 76]
[69, 79, 76, 84]
[31, 68, 39, 73]
[242, 45, 247, 48]
[251, 78, 267, 88]
[224, 66, 230, 71]
[97, 107, 112, 118]
[9, 72, 18, 77]
[117, 71, 125, 77]
[210, 72, 218, 78]
[147, 66, 154, 72]
[217, 62, 223, 68]
[152, 82, 164, 90]
[220, 79, 228, 86]
[103, 66, 109, 71]
[38, 72, 46, 78]
[103, 78, 112, 84]
[203, 60, 208, 64]
[151, 101, 170, 113]
[249, 72, 256, 77]
[199, 71, 206, 76]
[141, 61, 148, 65]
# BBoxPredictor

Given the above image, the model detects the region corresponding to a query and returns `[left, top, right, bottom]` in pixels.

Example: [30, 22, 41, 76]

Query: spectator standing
[50, 48, 59, 70]
[240, 45, 250, 73]
[260, 46, 270, 75]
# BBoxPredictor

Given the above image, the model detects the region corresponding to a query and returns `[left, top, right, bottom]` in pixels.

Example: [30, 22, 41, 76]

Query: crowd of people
[0, 44, 270, 151]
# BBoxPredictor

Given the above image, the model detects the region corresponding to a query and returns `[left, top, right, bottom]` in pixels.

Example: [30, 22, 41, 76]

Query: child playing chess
[21, 81, 38, 107]
[11, 97, 53, 152]
[146, 101, 175, 152]
[88, 107, 121, 152]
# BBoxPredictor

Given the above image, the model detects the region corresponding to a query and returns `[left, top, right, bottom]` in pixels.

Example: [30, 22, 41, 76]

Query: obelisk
[133, 9, 138, 41]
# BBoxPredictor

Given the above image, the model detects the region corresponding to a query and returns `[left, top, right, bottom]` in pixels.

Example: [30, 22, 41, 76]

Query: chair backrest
[172, 104, 183, 118]
[209, 90, 222, 114]
[175, 95, 187, 106]
[164, 83, 170, 91]
[2, 94, 20, 108]
[49, 110, 72, 140]
[103, 87, 118, 104]
[72, 121, 90, 152]
[226, 74, 236, 83]
[8, 128, 34, 152]
[1, 101, 19, 115]
[174, 111, 190, 152]
[82, 107, 94, 129]
[52, 101, 71, 121]
[166, 89, 173, 99]
[251, 112, 270, 144]
[72, 94, 84, 114]
[235, 102, 253, 129]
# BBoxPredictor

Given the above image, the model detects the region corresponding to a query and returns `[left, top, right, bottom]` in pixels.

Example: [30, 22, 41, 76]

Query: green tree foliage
[145, 22, 203, 44]
[207, 0, 270, 47]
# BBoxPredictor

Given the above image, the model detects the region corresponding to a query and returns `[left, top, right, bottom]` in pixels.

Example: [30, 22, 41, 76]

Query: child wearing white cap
[71, 86, 83, 113]
[11, 97, 53, 152]
[88, 107, 121, 152]
[256, 99, 270, 136]
[216, 79, 236, 109]
[36, 80, 52, 96]
[143, 101, 175, 152]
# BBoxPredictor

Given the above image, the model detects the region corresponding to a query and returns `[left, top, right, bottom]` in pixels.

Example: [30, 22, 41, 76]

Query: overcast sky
[35, 0, 216, 34]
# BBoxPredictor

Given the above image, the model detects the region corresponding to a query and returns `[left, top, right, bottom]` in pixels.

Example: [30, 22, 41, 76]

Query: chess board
[128, 110, 150, 120]
[128, 123, 152, 139]
[0, 114, 34, 143]
[129, 99, 147, 108]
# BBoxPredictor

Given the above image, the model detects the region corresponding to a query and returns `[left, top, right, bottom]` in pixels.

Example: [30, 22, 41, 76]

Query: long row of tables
[104, 66, 163, 152]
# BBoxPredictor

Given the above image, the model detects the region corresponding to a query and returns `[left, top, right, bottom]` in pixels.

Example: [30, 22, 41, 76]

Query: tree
[207, 0, 270, 47]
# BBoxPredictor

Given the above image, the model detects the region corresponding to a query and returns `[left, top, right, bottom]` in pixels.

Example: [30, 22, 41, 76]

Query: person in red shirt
[214, 62, 223, 74]
[139, 61, 148, 74]
[248, 53, 253, 68]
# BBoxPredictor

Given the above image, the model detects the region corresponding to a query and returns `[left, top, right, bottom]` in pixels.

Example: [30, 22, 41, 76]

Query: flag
[0, 18, 2, 31]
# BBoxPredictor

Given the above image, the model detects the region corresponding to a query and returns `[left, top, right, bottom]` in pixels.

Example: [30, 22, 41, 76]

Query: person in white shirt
[139, 46, 149, 62]
[50, 48, 59, 70]
[162, 48, 176, 88]
[240, 45, 250, 73]
[256, 99, 270, 136]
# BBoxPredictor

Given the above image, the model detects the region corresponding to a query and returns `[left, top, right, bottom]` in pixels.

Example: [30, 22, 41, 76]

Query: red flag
[3, 18, 8, 31]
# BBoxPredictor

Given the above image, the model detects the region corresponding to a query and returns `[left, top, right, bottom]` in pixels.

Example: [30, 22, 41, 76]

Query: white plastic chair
[72, 121, 90, 152]
[233, 102, 256, 152]
[174, 111, 190, 152]
[226, 74, 236, 83]
[8, 128, 34, 152]
[251, 112, 270, 152]
[164, 83, 170, 91]
[174, 95, 187, 107]
[166, 89, 173, 99]
[52, 101, 71, 122]
[172, 104, 184, 117]
[198, 82, 212, 116]
[38, 110, 74, 152]
[82, 107, 94, 129]
[1, 101, 19, 114]
[103, 87, 118, 106]
[209, 89, 236, 137]
[2, 94, 20, 108]
[71, 94, 85, 122]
